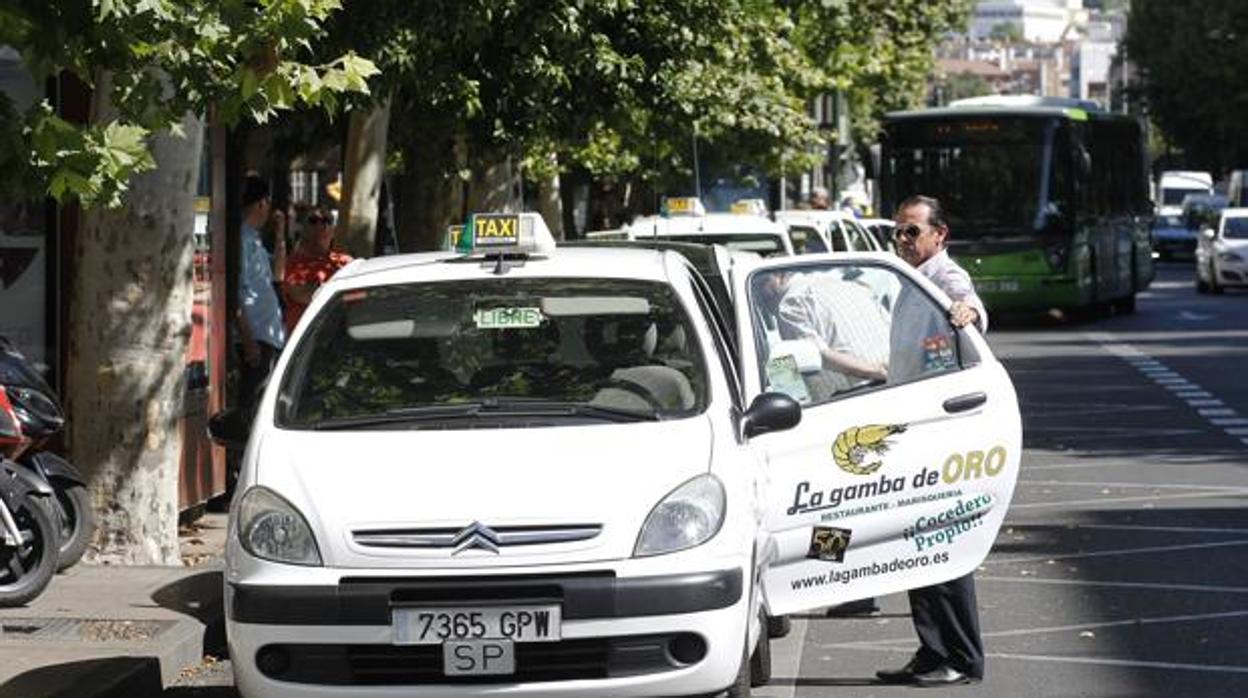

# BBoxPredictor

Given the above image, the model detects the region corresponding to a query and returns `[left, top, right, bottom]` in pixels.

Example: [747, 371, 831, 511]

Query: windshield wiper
[307, 398, 659, 430]
[309, 403, 485, 430]
[474, 397, 661, 422]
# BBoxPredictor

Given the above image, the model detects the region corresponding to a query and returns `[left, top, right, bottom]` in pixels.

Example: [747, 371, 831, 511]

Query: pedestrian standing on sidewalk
[237, 174, 286, 414]
[876, 194, 987, 688]
[283, 206, 353, 334]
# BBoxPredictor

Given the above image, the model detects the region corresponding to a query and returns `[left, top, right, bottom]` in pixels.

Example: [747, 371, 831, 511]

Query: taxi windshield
[276, 278, 708, 429]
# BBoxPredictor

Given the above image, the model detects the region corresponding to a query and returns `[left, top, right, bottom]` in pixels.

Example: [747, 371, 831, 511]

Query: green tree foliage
[784, 0, 974, 146]
[989, 22, 1024, 43]
[0, 0, 377, 207]
[1126, 0, 1248, 172]
[940, 71, 994, 104]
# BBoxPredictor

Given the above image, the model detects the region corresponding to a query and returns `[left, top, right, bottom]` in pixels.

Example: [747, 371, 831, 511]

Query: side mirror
[741, 392, 802, 439]
[207, 409, 251, 451]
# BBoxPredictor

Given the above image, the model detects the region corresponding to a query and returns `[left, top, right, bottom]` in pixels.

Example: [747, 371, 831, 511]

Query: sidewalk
[0, 513, 228, 698]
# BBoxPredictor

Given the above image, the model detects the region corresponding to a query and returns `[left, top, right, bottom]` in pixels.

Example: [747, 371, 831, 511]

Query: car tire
[750, 611, 772, 687]
[766, 613, 791, 638]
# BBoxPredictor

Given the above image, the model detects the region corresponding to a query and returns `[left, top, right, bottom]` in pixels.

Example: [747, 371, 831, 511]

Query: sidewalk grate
[0, 618, 175, 642]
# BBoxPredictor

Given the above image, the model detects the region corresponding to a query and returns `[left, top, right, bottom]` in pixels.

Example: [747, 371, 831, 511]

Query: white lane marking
[1227, 428, 1248, 436]
[1019, 479, 1248, 491]
[1087, 334, 1245, 451]
[1010, 489, 1248, 510]
[985, 653, 1248, 675]
[1023, 459, 1242, 471]
[1022, 522, 1248, 535]
[983, 539, 1248, 567]
[1212, 417, 1248, 426]
[977, 575, 1248, 595]
[1179, 311, 1215, 321]
[832, 644, 1248, 674]
[825, 609, 1248, 649]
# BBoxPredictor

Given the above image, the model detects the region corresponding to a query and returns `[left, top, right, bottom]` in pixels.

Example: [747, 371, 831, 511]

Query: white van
[1157, 171, 1214, 215]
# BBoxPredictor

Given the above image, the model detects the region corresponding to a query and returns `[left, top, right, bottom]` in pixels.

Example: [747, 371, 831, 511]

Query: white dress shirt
[918, 249, 988, 333]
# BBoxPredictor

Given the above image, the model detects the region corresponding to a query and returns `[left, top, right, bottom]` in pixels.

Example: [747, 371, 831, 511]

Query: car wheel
[750, 611, 772, 687]
[766, 613, 791, 639]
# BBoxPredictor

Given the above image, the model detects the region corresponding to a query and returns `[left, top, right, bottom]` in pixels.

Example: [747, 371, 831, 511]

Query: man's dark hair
[898, 195, 948, 230]
[242, 174, 270, 208]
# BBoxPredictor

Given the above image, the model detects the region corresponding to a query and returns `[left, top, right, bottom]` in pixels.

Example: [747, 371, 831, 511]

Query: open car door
[735, 253, 1021, 617]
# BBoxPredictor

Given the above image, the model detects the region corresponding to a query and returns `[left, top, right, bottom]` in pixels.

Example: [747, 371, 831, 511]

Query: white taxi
[223, 212, 1021, 697]
[619, 197, 795, 257]
[1196, 208, 1248, 293]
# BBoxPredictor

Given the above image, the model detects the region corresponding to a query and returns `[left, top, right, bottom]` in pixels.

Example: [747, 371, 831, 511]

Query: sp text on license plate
[392, 605, 561, 645]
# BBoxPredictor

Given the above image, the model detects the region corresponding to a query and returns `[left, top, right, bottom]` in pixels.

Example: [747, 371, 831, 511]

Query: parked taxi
[223, 212, 1021, 697]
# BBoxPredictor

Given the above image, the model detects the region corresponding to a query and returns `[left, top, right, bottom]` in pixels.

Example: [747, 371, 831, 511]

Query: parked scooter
[0, 338, 94, 571]
[0, 386, 59, 606]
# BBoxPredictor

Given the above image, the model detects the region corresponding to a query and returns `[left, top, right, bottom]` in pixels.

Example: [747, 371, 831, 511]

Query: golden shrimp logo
[832, 424, 908, 476]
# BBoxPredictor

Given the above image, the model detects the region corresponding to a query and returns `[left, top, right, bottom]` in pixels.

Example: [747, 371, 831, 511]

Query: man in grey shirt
[877, 195, 988, 687]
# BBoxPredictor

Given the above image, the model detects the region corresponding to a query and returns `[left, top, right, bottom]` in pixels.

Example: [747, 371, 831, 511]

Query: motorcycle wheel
[51, 481, 94, 572]
[0, 495, 59, 607]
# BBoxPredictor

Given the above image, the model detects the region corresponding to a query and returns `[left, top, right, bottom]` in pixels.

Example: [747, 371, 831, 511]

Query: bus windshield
[885, 117, 1066, 239]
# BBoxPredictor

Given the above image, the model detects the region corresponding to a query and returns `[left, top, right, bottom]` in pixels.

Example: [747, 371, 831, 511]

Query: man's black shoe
[913, 664, 980, 687]
[875, 656, 929, 684]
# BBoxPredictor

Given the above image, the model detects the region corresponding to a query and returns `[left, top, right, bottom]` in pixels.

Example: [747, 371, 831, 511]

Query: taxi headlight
[634, 474, 725, 557]
[236, 486, 322, 566]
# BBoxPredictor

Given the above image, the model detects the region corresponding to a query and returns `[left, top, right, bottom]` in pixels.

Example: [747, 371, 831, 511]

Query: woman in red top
[282, 208, 353, 333]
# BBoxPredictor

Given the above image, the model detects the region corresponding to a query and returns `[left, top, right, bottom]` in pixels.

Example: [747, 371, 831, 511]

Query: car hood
[253, 417, 714, 569]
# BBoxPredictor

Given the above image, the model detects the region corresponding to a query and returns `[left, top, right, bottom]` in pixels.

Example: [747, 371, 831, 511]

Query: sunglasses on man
[893, 223, 926, 241]
[307, 215, 331, 225]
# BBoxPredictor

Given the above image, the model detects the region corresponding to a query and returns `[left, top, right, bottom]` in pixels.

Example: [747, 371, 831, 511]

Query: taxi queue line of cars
[218, 207, 1021, 697]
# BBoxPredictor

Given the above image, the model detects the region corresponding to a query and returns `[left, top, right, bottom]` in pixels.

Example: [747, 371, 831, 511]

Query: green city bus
[881, 96, 1154, 314]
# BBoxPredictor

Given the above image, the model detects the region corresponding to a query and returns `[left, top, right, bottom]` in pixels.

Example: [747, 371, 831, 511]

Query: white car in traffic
[222, 213, 1021, 697]
[1196, 208, 1248, 293]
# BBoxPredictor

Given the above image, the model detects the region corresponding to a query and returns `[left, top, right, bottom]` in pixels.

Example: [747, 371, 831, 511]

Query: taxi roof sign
[730, 199, 768, 216]
[662, 197, 706, 217]
[456, 212, 556, 255]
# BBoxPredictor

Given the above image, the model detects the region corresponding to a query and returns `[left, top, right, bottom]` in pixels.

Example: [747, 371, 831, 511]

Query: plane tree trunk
[66, 76, 202, 565]
[336, 101, 391, 257]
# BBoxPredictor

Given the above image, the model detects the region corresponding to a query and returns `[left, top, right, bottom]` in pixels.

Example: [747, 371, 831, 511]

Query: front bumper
[227, 567, 749, 697]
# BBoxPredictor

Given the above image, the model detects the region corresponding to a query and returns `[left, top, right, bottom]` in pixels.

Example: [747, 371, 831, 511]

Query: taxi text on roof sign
[731, 199, 768, 216]
[473, 214, 521, 247]
[456, 212, 558, 256]
[663, 197, 705, 217]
